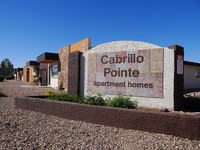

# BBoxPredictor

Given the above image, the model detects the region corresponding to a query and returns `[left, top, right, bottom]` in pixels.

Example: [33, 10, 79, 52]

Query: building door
[26, 68, 29, 82]
[39, 69, 47, 85]
[49, 66, 52, 85]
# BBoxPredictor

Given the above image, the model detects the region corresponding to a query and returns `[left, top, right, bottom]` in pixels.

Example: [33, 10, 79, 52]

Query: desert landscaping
[1, 80, 200, 149]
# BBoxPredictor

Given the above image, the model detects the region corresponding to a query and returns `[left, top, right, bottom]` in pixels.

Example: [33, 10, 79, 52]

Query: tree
[1, 58, 14, 69]
[0, 58, 14, 77]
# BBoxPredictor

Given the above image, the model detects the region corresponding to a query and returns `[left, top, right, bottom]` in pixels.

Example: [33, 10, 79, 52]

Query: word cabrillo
[101, 54, 144, 77]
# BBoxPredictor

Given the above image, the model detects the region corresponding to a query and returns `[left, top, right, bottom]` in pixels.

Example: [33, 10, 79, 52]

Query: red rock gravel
[1, 80, 200, 149]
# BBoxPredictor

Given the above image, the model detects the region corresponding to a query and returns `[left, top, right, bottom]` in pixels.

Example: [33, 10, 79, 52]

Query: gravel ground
[0, 80, 200, 150]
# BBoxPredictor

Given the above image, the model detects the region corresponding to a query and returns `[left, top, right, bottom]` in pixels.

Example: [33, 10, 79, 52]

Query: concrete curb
[15, 96, 200, 140]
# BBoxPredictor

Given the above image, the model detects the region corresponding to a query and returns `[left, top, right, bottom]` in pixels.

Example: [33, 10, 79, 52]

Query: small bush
[0, 91, 7, 97]
[45, 92, 137, 109]
[107, 95, 137, 109]
[84, 94, 106, 106]
[6, 74, 15, 80]
[47, 92, 83, 103]
[0, 75, 4, 82]
[44, 90, 54, 97]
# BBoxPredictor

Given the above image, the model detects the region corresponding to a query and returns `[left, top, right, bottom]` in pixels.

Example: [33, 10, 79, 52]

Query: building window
[51, 64, 58, 77]
[196, 69, 200, 78]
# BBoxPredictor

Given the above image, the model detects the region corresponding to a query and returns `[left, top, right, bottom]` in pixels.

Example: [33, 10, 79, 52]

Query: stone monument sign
[81, 41, 184, 110]
[88, 49, 164, 98]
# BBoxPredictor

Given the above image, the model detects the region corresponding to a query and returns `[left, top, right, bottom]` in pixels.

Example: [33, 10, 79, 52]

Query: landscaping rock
[0, 80, 200, 149]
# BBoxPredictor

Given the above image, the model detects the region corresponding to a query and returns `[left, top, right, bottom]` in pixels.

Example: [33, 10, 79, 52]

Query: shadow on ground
[184, 88, 200, 94]
[183, 90, 200, 112]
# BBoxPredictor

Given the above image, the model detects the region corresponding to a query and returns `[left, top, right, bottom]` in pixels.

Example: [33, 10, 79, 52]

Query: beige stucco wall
[29, 66, 39, 83]
[29, 67, 34, 83]
[17, 71, 23, 81]
[184, 64, 200, 89]
[39, 63, 48, 70]
[49, 61, 59, 88]
[82, 41, 175, 110]
[23, 66, 28, 82]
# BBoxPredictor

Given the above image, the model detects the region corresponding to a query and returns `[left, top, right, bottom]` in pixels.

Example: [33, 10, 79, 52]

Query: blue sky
[0, 0, 200, 68]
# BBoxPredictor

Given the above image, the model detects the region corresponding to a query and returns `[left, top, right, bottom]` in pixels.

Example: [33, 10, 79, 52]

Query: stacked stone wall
[58, 46, 70, 90]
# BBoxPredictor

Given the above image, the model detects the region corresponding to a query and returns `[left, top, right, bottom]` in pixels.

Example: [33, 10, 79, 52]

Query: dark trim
[17, 68, 23, 71]
[168, 45, 184, 111]
[37, 52, 59, 63]
[184, 61, 200, 67]
[26, 61, 39, 67]
[15, 96, 200, 140]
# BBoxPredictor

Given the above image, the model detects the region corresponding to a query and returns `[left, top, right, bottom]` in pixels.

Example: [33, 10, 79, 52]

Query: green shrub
[44, 90, 54, 97]
[84, 94, 106, 106]
[47, 92, 83, 103]
[107, 95, 137, 109]
[0, 91, 7, 97]
[45, 92, 137, 109]
[6, 74, 15, 80]
[0, 75, 4, 82]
